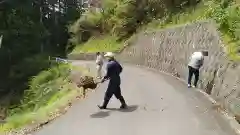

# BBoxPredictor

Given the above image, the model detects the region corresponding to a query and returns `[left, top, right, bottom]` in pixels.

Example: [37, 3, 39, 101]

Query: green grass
[71, 36, 123, 53]
[222, 34, 240, 61]
[144, 1, 210, 31]
[0, 64, 89, 132]
[0, 84, 77, 132]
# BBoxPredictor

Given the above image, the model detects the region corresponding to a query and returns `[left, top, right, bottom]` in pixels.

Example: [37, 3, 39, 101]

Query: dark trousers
[103, 82, 126, 106]
[105, 84, 124, 100]
[188, 66, 199, 86]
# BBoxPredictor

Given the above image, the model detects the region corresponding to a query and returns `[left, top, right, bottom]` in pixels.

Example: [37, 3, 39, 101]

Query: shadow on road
[90, 105, 138, 118]
[107, 105, 139, 112]
[90, 111, 110, 118]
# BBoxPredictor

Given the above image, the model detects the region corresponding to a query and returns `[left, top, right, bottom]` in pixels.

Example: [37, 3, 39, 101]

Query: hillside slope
[69, 0, 240, 61]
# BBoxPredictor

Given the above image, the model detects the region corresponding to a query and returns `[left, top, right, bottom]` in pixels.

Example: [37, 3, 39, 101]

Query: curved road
[34, 61, 237, 135]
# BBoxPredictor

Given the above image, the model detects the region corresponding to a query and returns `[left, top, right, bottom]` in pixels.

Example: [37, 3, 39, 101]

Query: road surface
[34, 61, 237, 135]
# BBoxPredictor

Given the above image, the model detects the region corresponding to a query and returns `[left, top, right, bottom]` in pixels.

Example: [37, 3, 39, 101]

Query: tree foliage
[0, 0, 83, 106]
[69, 0, 201, 43]
[207, 0, 240, 41]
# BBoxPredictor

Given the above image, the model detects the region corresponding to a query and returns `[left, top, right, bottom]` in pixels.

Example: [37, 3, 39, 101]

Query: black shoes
[120, 104, 128, 109]
[98, 98, 128, 109]
[98, 99, 109, 109]
[97, 104, 128, 109]
[119, 97, 127, 109]
[97, 105, 107, 109]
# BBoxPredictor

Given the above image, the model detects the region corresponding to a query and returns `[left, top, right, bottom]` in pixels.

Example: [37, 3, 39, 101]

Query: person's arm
[96, 56, 101, 65]
[199, 57, 204, 68]
[119, 64, 123, 73]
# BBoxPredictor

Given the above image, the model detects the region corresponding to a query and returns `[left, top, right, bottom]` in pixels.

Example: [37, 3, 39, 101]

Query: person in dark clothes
[98, 52, 127, 109]
[187, 50, 208, 88]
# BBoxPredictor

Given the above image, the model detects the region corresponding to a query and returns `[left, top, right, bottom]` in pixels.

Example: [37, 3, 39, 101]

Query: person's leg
[98, 85, 114, 109]
[114, 85, 127, 109]
[188, 66, 194, 87]
[193, 69, 199, 87]
[99, 65, 102, 78]
[96, 65, 101, 78]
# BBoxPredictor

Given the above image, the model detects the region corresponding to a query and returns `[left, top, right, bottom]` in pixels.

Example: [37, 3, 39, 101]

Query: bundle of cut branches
[77, 76, 99, 90]
[76, 75, 101, 97]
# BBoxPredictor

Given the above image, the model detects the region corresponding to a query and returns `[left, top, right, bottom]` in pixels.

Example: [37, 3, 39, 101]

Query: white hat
[104, 52, 115, 58]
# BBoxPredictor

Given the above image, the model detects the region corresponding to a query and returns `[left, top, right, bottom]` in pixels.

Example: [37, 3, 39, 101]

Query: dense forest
[0, 0, 84, 106]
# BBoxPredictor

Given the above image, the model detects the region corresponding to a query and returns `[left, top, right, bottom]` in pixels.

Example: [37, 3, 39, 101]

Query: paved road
[34, 61, 237, 135]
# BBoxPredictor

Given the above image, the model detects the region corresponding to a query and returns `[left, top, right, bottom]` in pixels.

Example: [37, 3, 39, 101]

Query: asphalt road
[34, 61, 237, 135]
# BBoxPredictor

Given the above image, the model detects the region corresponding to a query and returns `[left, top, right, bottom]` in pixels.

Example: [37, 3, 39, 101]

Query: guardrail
[49, 56, 69, 63]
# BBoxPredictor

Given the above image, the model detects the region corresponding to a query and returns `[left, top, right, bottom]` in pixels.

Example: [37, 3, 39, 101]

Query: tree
[0, 0, 83, 106]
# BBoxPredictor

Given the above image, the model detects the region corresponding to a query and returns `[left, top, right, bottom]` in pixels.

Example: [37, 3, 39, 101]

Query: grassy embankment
[70, 0, 240, 61]
[71, 36, 122, 53]
[0, 62, 89, 133]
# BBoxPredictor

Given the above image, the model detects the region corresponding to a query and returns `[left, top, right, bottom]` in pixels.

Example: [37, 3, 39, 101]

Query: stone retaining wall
[68, 20, 240, 118]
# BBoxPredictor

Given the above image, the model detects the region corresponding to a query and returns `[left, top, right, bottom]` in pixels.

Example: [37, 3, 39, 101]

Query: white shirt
[96, 55, 103, 65]
[188, 52, 204, 69]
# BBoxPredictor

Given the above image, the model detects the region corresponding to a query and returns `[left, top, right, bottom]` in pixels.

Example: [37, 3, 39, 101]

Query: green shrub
[206, 2, 240, 41]
[225, 5, 240, 40]
[69, 11, 103, 45]
[2, 54, 53, 107]
[111, 0, 140, 39]
[8, 63, 71, 116]
[0, 64, 89, 131]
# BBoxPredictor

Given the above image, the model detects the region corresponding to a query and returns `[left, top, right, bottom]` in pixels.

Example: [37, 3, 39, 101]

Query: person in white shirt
[187, 50, 208, 88]
[96, 52, 104, 79]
